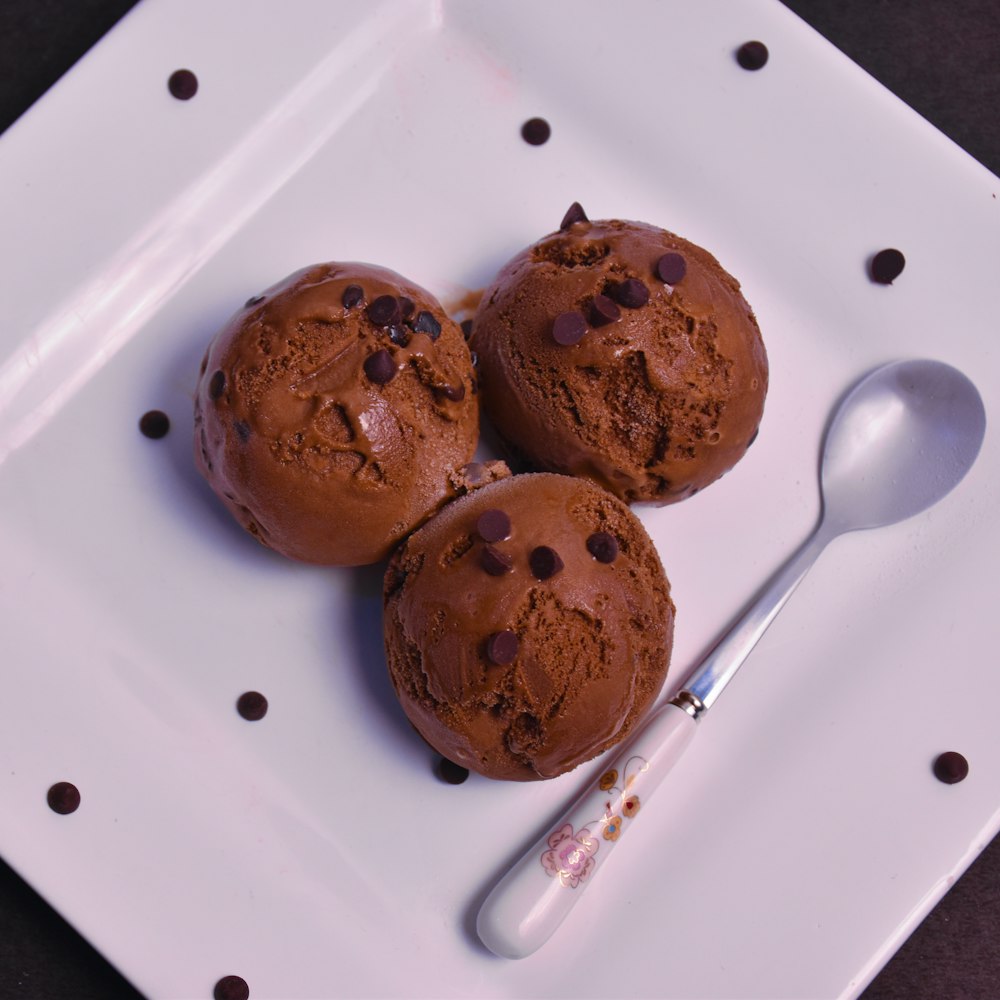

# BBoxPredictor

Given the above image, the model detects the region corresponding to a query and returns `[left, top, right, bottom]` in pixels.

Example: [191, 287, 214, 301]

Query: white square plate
[1, 2, 998, 997]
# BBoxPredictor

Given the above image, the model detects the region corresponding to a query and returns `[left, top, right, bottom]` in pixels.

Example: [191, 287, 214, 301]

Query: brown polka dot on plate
[736, 41, 769, 70]
[870, 248, 906, 284]
[139, 410, 170, 439]
[213, 975, 250, 1000]
[933, 751, 969, 784]
[47, 781, 81, 815]
[521, 117, 551, 145]
[236, 691, 268, 721]
[168, 68, 199, 100]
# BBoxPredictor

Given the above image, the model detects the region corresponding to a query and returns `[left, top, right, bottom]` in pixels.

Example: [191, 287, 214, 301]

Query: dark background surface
[1, 1, 998, 997]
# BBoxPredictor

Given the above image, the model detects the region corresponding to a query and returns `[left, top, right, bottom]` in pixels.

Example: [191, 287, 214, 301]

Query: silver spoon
[477, 358, 987, 959]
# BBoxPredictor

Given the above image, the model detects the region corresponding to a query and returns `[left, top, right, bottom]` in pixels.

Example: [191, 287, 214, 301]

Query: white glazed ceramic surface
[1, 2, 998, 998]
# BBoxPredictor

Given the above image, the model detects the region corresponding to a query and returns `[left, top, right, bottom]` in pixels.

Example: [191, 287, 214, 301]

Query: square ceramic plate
[1, 1, 998, 997]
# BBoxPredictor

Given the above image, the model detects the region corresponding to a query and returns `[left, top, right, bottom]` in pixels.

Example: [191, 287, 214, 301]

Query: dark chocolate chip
[480, 544, 513, 576]
[213, 975, 250, 1000]
[363, 349, 397, 385]
[167, 68, 198, 100]
[736, 41, 769, 70]
[560, 202, 589, 229]
[521, 117, 551, 146]
[870, 248, 906, 284]
[441, 383, 466, 402]
[589, 293, 621, 327]
[342, 284, 364, 309]
[412, 310, 442, 340]
[236, 691, 268, 721]
[208, 370, 226, 400]
[476, 508, 512, 542]
[367, 295, 402, 327]
[486, 629, 520, 665]
[551, 311, 587, 346]
[244, 294, 265, 307]
[46, 781, 80, 815]
[437, 758, 469, 784]
[529, 545, 564, 580]
[388, 325, 411, 347]
[933, 751, 969, 784]
[399, 296, 415, 320]
[586, 531, 619, 563]
[460, 319, 473, 340]
[234, 419, 251, 443]
[613, 278, 649, 309]
[139, 410, 170, 439]
[655, 252, 687, 284]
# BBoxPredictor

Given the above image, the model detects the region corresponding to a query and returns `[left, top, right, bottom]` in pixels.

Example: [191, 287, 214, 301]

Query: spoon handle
[477, 700, 697, 959]
[477, 520, 835, 959]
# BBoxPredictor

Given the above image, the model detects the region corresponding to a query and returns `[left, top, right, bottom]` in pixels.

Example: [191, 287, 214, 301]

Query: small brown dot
[47, 782, 81, 815]
[364, 349, 397, 385]
[521, 117, 551, 145]
[480, 544, 513, 576]
[367, 295, 402, 327]
[236, 691, 268, 721]
[655, 252, 687, 284]
[342, 284, 364, 309]
[213, 975, 250, 1000]
[437, 758, 469, 784]
[476, 508, 512, 542]
[933, 751, 969, 784]
[870, 248, 906, 284]
[168, 69, 198, 100]
[139, 410, 170, 439]
[612, 278, 649, 309]
[209, 370, 226, 400]
[736, 41, 769, 71]
[586, 531, 619, 563]
[589, 293, 621, 327]
[551, 311, 587, 346]
[529, 545, 564, 580]
[486, 629, 520, 665]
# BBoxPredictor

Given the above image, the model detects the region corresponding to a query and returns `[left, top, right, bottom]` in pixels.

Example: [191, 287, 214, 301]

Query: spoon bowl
[821, 359, 986, 533]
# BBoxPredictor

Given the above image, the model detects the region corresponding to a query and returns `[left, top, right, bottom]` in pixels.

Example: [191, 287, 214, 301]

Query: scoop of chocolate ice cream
[471, 211, 768, 503]
[383, 473, 674, 780]
[194, 262, 478, 565]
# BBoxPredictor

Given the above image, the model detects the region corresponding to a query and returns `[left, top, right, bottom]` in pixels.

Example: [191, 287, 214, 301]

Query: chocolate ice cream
[383, 473, 674, 780]
[471, 208, 768, 503]
[194, 262, 478, 565]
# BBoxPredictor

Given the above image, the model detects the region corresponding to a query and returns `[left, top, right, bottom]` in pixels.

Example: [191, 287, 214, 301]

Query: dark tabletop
[1, 2, 998, 998]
